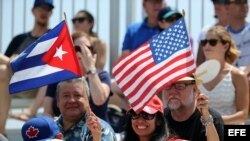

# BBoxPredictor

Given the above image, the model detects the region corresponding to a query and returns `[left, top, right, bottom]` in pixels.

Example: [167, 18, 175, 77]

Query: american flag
[112, 18, 196, 112]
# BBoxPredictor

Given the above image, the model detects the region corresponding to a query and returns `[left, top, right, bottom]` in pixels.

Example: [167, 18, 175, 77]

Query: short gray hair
[56, 77, 90, 97]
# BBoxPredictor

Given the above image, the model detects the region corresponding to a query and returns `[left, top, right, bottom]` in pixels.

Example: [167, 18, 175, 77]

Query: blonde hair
[207, 26, 240, 64]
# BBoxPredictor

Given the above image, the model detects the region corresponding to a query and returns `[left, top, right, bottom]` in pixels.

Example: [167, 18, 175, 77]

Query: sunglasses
[74, 45, 95, 54]
[229, 0, 248, 4]
[128, 111, 156, 120]
[200, 39, 220, 47]
[72, 17, 88, 24]
[165, 82, 195, 90]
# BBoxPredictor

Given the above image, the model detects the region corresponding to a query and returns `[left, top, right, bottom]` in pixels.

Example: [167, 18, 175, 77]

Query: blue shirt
[122, 18, 160, 52]
[226, 23, 250, 67]
[56, 114, 116, 141]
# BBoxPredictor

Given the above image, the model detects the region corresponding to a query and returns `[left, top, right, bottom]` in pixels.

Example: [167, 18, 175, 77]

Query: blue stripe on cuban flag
[9, 21, 80, 94]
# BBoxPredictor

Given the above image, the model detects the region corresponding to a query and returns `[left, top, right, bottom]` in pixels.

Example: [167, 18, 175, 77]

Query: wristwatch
[87, 68, 97, 75]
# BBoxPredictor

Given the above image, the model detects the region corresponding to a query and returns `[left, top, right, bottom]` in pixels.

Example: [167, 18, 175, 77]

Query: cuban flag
[9, 20, 82, 94]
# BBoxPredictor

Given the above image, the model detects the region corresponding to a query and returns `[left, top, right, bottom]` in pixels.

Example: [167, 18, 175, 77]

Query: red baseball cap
[128, 95, 164, 114]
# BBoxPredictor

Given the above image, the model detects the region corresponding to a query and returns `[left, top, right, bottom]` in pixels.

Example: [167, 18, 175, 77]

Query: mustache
[167, 95, 180, 101]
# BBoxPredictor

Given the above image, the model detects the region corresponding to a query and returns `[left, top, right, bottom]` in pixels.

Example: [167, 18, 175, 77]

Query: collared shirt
[122, 18, 160, 52]
[56, 114, 116, 141]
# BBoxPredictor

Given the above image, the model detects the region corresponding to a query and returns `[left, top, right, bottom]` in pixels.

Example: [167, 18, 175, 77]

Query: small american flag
[112, 18, 196, 112]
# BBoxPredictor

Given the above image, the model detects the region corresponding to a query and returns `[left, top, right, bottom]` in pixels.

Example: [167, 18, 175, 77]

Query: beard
[166, 97, 182, 110]
[167, 101, 181, 110]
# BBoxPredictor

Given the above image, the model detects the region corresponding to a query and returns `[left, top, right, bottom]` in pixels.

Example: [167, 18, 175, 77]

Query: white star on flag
[53, 45, 68, 60]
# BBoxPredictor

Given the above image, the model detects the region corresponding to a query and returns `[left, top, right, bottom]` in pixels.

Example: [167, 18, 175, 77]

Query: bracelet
[200, 115, 214, 126]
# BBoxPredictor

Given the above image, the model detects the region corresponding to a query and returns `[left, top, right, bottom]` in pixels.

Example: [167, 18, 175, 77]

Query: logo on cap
[26, 126, 39, 138]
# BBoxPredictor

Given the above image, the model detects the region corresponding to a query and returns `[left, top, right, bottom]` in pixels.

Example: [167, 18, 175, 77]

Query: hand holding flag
[9, 20, 82, 94]
[112, 17, 196, 113]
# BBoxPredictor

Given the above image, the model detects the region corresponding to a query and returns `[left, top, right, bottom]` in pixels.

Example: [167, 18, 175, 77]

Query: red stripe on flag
[130, 58, 195, 108]
[112, 44, 150, 77]
[116, 54, 152, 84]
[125, 50, 193, 99]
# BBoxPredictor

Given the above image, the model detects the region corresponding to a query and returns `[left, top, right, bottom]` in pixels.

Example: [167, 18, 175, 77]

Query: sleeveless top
[199, 70, 236, 116]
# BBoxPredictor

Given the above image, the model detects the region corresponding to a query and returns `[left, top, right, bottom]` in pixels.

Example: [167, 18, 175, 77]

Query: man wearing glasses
[162, 75, 224, 141]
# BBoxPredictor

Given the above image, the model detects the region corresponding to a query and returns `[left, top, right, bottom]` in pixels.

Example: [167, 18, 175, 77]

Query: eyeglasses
[128, 111, 156, 120]
[200, 39, 220, 47]
[72, 17, 88, 24]
[165, 82, 195, 90]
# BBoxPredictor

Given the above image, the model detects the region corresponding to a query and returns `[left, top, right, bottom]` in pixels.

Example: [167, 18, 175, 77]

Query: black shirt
[165, 108, 224, 141]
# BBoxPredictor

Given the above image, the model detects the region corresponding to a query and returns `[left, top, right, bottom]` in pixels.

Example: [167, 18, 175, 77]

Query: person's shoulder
[11, 32, 30, 41]
[245, 22, 250, 30]
[127, 20, 145, 30]
[231, 66, 247, 82]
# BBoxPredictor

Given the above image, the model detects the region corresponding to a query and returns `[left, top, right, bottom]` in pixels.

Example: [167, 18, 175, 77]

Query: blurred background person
[0, 0, 54, 139]
[110, 0, 165, 112]
[72, 10, 106, 70]
[196, 0, 230, 66]
[225, 0, 250, 112]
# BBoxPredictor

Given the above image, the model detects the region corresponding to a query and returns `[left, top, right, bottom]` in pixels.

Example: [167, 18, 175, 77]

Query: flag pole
[182, 9, 185, 17]
[64, 12, 68, 23]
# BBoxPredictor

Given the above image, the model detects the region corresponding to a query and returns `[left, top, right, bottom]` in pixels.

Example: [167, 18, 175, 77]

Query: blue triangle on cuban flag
[9, 20, 82, 94]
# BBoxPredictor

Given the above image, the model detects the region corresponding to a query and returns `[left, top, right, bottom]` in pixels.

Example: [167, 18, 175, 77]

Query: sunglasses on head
[128, 110, 156, 120]
[72, 17, 88, 24]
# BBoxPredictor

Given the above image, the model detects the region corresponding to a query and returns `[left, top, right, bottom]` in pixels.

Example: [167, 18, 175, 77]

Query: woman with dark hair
[72, 10, 106, 70]
[123, 95, 184, 141]
[124, 112, 167, 141]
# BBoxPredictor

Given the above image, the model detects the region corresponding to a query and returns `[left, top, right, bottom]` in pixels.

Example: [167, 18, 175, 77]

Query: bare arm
[223, 68, 249, 124]
[76, 39, 110, 105]
[87, 73, 110, 105]
[197, 93, 220, 141]
[0, 54, 10, 65]
[43, 96, 54, 118]
[27, 86, 47, 116]
[94, 40, 106, 70]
